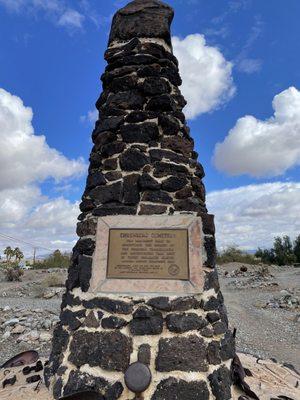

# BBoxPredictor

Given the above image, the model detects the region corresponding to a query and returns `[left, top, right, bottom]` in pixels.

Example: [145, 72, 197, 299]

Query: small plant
[4, 267, 24, 282]
[42, 272, 65, 288]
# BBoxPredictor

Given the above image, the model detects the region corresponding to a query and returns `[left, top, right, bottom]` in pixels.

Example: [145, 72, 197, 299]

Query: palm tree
[14, 248, 24, 264]
[4, 246, 13, 264]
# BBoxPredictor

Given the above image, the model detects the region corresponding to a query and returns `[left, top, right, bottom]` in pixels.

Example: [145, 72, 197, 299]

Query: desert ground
[0, 263, 299, 371]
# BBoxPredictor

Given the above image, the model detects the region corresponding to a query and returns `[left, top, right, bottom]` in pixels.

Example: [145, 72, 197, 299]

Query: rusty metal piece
[2, 375, 16, 388]
[35, 360, 43, 372]
[270, 397, 295, 400]
[1, 350, 39, 368]
[23, 366, 32, 375]
[59, 391, 103, 400]
[26, 374, 41, 384]
[124, 362, 152, 394]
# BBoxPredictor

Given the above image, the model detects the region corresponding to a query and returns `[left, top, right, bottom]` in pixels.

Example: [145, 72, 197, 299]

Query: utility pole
[33, 247, 36, 266]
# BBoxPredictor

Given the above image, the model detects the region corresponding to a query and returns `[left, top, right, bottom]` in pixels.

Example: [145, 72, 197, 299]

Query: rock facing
[45, 1, 236, 399]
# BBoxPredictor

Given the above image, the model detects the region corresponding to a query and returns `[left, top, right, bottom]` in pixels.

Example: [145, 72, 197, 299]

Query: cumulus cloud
[172, 34, 235, 119]
[207, 182, 300, 250]
[0, 193, 79, 255]
[0, 88, 85, 256]
[0, 0, 85, 30]
[0, 186, 43, 227]
[0, 88, 86, 190]
[214, 87, 300, 177]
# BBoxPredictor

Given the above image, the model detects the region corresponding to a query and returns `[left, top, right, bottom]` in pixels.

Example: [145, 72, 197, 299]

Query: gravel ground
[219, 264, 300, 370]
[0, 297, 61, 313]
[0, 265, 299, 370]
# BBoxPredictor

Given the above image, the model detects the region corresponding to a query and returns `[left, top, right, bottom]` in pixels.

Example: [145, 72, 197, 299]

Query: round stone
[124, 362, 152, 393]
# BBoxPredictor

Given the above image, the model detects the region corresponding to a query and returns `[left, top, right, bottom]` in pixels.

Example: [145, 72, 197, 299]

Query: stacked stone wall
[45, 1, 236, 399]
[47, 289, 235, 399]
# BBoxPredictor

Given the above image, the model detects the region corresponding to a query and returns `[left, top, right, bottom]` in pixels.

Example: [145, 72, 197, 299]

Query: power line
[0, 232, 53, 252]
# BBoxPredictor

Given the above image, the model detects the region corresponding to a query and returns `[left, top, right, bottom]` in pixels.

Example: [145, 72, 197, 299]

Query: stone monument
[45, 1, 236, 399]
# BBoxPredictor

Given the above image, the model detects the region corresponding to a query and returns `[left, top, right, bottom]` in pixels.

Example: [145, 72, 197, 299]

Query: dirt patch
[219, 263, 300, 370]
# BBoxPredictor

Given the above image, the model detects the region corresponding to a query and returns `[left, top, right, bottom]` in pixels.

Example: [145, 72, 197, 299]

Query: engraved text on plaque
[107, 229, 189, 280]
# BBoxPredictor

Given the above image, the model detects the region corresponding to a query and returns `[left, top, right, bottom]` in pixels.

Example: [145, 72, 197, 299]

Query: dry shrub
[32, 285, 45, 299]
[217, 246, 259, 265]
[42, 272, 65, 288]
[5, 267, 24, 282]
[257, 265, 271, 277]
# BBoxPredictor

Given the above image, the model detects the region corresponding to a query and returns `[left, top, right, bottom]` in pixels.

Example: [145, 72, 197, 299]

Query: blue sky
[0, 0, 299, 255]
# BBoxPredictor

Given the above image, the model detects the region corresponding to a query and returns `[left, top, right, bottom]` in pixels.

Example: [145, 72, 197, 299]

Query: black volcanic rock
[106, 90, 145, 110]
[142, 190, 172, 204]
[138, 173, 161, 190]
[156, 336, 208, 372]
[152, 378, 209, 400]
[89, 181, 123, 204]
[109, 0, 174, 46]
[161, 176, 188, 192]
[123, 174, 140, 204]
[69, 331, 132, 371]
[120, 122, 159, 143]
[130, 306, 163, 335]
[146, 94, 177, 112]
[142, 77, 171, 95]
[120, 148, 150, 171]
[158, 114, 180, 135]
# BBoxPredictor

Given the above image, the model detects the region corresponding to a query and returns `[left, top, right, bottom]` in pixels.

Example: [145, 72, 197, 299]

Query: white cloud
[0, 193, 79, 256]
[28, 197, 78, 232]
[237, 58, 262, 74]
[58, 9, 85, 29]
[0, 88, 85, 256]
[0, 0, 23, 12]
[214, 87, 300, 177]
[0, 0, 85, 30]
[0, 186, 43, 226]
[207, 182, 300, 250]
[80, 109, 98, 124]
[172, 34, 235, 119]
[0, 88, 86, 190]
[235, 15, 264, 74]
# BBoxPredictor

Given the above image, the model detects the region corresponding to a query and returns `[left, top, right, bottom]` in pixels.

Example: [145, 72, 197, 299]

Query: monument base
[46, 293, 235, 400]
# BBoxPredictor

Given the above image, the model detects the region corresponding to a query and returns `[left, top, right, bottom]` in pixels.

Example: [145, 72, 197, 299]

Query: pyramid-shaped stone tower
[45, 1, 236, 399]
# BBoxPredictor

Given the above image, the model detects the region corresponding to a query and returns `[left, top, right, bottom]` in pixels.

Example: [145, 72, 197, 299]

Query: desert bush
[294, 235, 300, 263]
[33, 250, 70, 269]
[256, 235, 299, 266]
[217, 246, 259, 265]
[4, 267, 24, 282]
[32, 261, 46, 269]
[42, 272, 65, 288]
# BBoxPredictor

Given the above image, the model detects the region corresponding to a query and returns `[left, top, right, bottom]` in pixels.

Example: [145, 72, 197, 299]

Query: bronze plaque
[107, 229, 189, 280]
